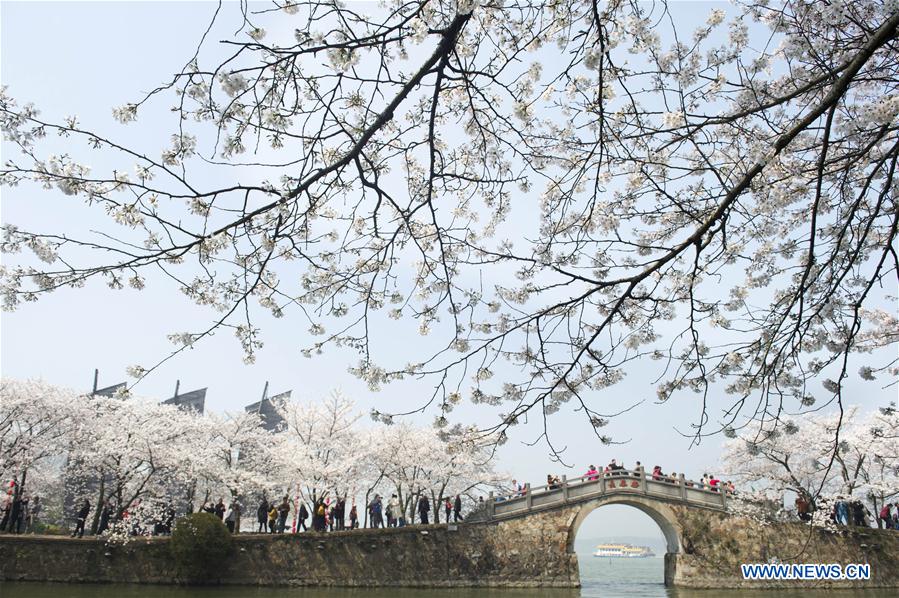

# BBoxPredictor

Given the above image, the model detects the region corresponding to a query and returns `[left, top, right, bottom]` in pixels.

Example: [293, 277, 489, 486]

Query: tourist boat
[592, 543, 655, 558]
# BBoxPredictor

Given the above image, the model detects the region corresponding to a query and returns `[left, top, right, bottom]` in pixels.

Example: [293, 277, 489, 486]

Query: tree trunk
[90, 475, 105, 534]
[230, 488, 241, 534]
[363, 489, 371, 528]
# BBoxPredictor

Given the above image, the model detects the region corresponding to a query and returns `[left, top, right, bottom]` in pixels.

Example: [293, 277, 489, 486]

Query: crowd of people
[12, 489, 470, 538]
[500, 462, 739, 512]
[199, 491, 467, 535]
[823, 497, 899, 530]
[361, 492, 463, 529]
[505, 461, 737, 496]
[0, 490, 41, 534]
[876, 502, 899, 529]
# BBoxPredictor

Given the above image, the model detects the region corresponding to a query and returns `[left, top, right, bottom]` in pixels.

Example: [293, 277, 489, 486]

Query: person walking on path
[225, 501, 240, 533]
[71, 499, 90, 538]
[214, 499, 226, 520]
[368, 495, 384, 529]
[453, 495, 463, 522]
[386, 494, 399, 528]
[835, 497, 849, 525]
[297, 502, 309, 532]
[256, 498, 268, 533]
[335, 498, 345, 531]
[851, 500, 870, 527]
[349, 503, 358, 529]
[277, 496, 291, 533]
[97, 500, 112, 535]
[418, 493, 431, 525]
[9, 495, 24, 534]
[267, 503, 278, 533]
[369, 494, 384, 529]
[444, 498, 452, 523]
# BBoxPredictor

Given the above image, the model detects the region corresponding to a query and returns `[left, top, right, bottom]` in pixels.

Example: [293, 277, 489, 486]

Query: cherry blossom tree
[722, 404, 898, 523]
[273, 390, 364, 509]
[2, 0, 897, 458]
[1, 377, 503, 535]
[0, 378, 77, 495]
[188, 410, 280, 531]
[364, 420, 503, 523]
[0, 378, 80, 531]
[0, 383, 207, 537]
[270, 391, 504, 525]
[847, 404, 899, 522]
[369, 423, 437, 523]
[64, 396, 200, 524]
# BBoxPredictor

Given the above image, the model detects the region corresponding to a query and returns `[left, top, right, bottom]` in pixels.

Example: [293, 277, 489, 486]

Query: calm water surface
[1, 556, 891, 598]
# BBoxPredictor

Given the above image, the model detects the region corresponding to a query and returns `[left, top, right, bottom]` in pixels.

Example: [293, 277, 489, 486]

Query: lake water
[0, 555, 893, 597]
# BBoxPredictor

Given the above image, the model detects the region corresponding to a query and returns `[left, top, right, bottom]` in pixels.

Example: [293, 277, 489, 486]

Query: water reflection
[0, 575, 892, 598]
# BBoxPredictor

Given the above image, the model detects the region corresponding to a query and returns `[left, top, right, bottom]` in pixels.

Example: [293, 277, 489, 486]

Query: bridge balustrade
[490, 467, 729, 519]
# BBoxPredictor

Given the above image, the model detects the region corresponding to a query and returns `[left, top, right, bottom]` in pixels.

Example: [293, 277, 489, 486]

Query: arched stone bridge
[462, 467, 730, 587]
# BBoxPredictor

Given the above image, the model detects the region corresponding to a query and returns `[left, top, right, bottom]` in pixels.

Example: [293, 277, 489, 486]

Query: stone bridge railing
[474, 468, 729, 521]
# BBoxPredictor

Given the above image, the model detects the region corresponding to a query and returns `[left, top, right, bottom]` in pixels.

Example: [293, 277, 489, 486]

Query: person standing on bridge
[418, 493, 431, 525]
[585, 465, 599, 481]
[607, 459, 622, 476]
[453, 495, 463, 522]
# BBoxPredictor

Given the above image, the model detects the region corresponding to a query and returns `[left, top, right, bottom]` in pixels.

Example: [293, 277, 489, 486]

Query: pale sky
[1, 0, 895, 544]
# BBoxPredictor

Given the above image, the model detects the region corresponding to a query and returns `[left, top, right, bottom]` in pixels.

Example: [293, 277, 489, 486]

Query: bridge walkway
[480, 467, 729, 521]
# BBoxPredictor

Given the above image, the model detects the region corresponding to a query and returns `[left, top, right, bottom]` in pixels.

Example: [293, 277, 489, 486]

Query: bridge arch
[566, 495, 682, 555]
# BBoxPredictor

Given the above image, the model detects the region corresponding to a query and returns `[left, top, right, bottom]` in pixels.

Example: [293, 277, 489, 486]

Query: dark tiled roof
[245, 390, 291, 431]
[93, 382, 126, 397]
[162, 388, 207, 413]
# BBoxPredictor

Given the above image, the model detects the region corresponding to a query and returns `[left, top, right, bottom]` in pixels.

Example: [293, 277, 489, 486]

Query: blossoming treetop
[1, 0, 897, 454]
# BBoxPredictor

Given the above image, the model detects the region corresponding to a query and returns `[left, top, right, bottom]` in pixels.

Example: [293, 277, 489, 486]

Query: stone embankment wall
[0, 508, 578, 587]
[667, 505, 899, 589]
[2, 503, 897, 589]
